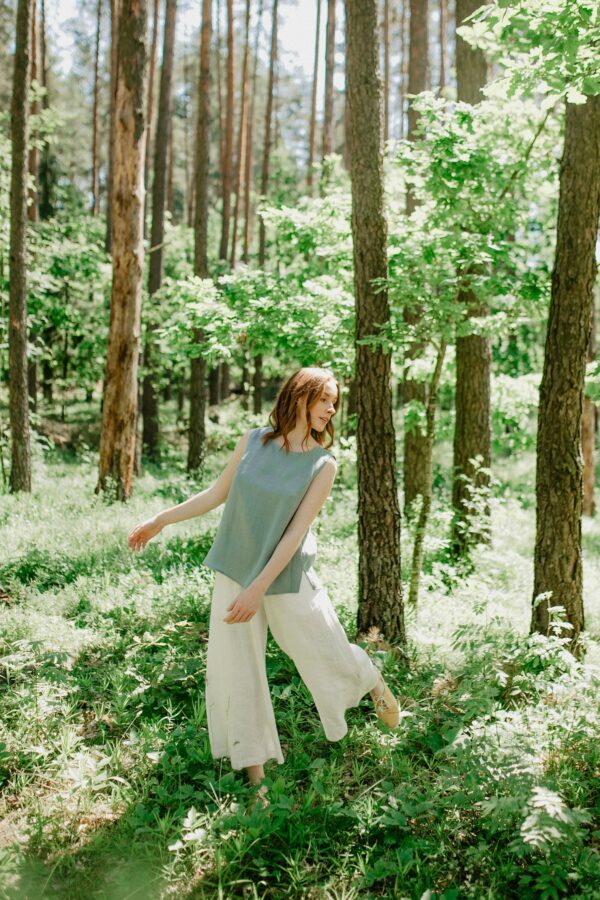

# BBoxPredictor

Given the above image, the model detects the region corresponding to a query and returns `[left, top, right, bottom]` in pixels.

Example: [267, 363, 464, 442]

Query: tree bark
[383, 0, 390, 144]
[188, 0, 212, 473]
[258, 0, 277, 268]
[345, 0, 405, 649]
[242, 0, 263, 262]
[451, 0, 490, 555]
[582, 304, 596, 517]
[532, 94, 600, 654]
[38, 0, 53, 219]
[438, 0, 447, 93]
[307, 0, 321, 194]
[402, 0, 429, 514]
[9, 0, 34, 493]
[91, 0, 102, 216]
[142, 0, 177, 461]
[97, 0, 148, 499]
[398, 0, 407, 139]
[218, 0, 235, 261]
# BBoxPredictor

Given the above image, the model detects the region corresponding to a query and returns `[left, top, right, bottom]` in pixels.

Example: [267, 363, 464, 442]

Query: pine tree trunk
[258, 0, 278, 268]
[27, 0, 39, 224]
[97, 0, 148, 499]
[242, 0, 263, 262]
[216, 0, 226, 192]
[531, 94, 600, 654]
[307, 0, 321, 194]
[582, 305, 596, 517]
[322, 0, 335, 161]
[451, 0, 490, 555]
[439, 0, 447, 93]
[91, 0, 102, 216]
[383, 0, 390, 144]
[220, 361, 230, 400]
[345, 0, 405, 649]
[208, 365, 221, 406]
[9, 0, 34, 493]
[188, 0, 212, 473]
[142, 0, 177, 462]
[218, 0, 235, 261]
[403, 0, 429, 514]
[39, 0, 53, 219]
[143, 0, 160, 238]
[252, 352, 263, 414]
[105, 0, 120, 252]
[398, 0, 407, 139]
[230, 0, 251, 267]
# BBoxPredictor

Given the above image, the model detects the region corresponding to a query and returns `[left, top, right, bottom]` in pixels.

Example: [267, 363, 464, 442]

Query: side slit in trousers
[205, 567, 381, 770]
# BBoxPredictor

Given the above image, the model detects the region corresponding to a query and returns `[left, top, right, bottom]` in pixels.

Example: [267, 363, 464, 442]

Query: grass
[0, 400, 599, 898]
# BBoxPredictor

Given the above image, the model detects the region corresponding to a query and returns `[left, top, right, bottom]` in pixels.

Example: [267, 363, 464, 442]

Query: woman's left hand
[223, 585, 263, 624]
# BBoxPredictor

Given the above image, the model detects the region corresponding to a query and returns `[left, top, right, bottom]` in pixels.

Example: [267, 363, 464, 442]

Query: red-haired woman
[129, 367, 399, 806]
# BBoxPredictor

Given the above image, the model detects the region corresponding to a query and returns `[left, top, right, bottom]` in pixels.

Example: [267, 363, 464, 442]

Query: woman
[128, 366, 399, 805]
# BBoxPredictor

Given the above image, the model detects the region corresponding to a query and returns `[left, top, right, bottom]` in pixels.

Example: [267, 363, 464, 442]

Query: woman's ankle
[246, 763, 265, 784]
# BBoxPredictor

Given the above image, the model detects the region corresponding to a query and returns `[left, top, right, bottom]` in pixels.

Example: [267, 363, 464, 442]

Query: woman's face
[305, 379, 338, 432]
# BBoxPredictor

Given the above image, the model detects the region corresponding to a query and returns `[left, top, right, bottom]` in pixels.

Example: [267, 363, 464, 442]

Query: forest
[0, 0, 599, 896]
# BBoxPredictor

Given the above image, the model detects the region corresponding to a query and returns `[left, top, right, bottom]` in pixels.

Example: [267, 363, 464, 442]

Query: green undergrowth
[0, 415, 599, 899]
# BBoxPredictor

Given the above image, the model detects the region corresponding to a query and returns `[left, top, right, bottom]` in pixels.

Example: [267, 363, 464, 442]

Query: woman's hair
[262, 366, 340, 453]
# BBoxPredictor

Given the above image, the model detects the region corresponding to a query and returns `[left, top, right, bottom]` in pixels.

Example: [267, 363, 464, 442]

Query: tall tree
[398, 0, 407, 139]
[27, 0, 39, 223]
[188, 0, 212, 472]
[97, 0, 148, 499]
[230, 0, 251, 268]
[438, 0, 447, 93]
[219, 0, 235, 261]
[307, 0, 321, 194]
[450, 0, 490, 555]
[9, 0, 34, 493]
[322, 0, 335, 160]
[532, 94, 600, 652]
[345, 0, 405, 647]
[38, 0, 53, 219]
[402, 0, 429, 513]
[105, 0, 120, 252]
[142, 0, 177, 460]
[242, 0, 263, 262]
[91, 0, 102, 216]
[254, 0, 278, 414]
[143, 0, 161, 235]
[382, 0, 390, 144]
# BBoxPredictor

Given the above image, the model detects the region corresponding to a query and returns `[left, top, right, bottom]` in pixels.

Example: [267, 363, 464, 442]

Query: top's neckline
[263, 428, 325, 455]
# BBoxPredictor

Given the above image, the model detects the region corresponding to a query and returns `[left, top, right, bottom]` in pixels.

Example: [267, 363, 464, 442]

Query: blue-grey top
[203, 425, 335, 594]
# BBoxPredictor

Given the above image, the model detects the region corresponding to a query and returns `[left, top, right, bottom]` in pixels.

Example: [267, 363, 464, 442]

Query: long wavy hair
[261, 367, 340, 453]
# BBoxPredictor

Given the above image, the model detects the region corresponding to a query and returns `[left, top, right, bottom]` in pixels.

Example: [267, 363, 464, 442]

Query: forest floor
[0, 401, 599, 899]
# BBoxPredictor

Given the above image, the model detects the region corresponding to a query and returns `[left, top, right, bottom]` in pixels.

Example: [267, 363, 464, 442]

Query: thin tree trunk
[242, 0, 263, 262]
[143, 0, 160, 238]
[208, 365, 220, 405]
[409, 340, 447, 605]
[398, 0, 407, 139]
[27, 0, 39, 223]
[252, 351, 262, 414]
[230, 0, 251, 268]
[9, 0, 34, 493]
[403, 0, 429, 514]
[105, 0, 121, 252]
[582, 304, 596, 517]
[97, 0, 148, 499]
[91, 0, 102, 215]
[142, 0, 177, 461]
[451, 0, 490, 555]
[439, 0, 447, 93]
[322, 0, 335, 161]
[220, 361, 230, 400]
[531, 94, 600, 655]
[39, 0, 53, 219]
[307, 0, 321, 194]
[346, 0, 405, 649]
[258, 0, 278, 268]
[219, 0, 235, 261]
[188, 0, 212, 473]
[216, 0, 226, 192]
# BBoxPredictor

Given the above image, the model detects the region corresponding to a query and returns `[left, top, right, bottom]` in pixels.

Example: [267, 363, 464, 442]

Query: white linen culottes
[205, 567, 381, 770]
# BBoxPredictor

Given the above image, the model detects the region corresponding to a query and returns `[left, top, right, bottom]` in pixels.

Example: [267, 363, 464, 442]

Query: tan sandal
[370, 674, 400, 728]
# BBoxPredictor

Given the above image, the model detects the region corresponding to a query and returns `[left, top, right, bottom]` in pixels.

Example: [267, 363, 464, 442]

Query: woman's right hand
[128, 515, 163, 552]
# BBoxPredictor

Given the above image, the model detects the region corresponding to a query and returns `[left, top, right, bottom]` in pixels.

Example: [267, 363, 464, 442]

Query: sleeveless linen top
[202, 426, 335, 595]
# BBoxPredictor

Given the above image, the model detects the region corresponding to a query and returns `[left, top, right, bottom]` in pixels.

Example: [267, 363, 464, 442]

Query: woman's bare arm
[128, 429, 252, 551]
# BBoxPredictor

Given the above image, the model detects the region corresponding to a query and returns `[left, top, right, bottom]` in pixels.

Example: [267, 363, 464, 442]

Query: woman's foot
[370, 673, 400, 728]
[248, 781, 270, 811]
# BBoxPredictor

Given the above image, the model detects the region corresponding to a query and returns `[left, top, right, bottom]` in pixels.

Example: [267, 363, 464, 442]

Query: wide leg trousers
[205, 567, 381, 770]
